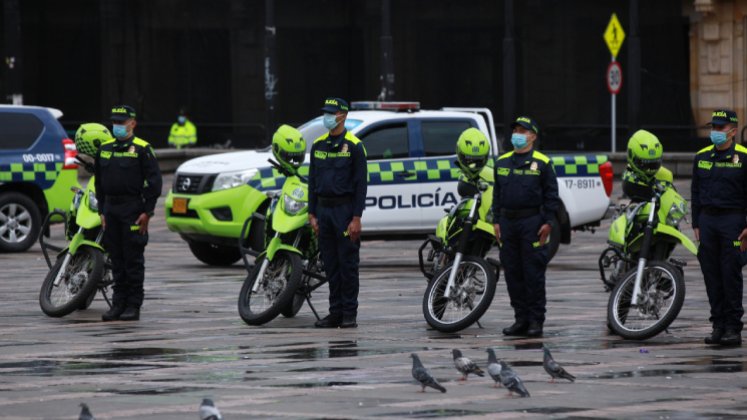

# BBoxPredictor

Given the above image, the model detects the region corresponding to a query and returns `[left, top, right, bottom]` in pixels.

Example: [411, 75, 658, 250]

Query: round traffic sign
[606, 61, 623, 94]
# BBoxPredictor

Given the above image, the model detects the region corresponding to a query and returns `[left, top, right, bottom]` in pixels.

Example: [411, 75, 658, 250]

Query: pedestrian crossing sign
[604, 13, 625, 59]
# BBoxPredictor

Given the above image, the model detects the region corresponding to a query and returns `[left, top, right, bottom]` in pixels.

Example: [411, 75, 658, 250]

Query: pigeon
[499, 361, 530, 398]
[543, 345, 576, 383]
[486, 348, 503, 388]
[452, 349, 484, 381]
[199, 398, 223, 420]
[78, 403, 95, 420]
[410, 353, 447, 393]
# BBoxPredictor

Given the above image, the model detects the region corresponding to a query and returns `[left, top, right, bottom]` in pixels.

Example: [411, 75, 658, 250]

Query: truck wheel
[188, 241, 241, 266]
[0, 192, 42, 252]
[547, 221, 561, 261]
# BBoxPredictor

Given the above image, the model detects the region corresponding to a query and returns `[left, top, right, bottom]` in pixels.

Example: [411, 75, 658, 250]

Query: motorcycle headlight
[72, 190, 83, 211]
[88, 190, 99, 212]
[666, 202, 687, 227]
[283, 194, 307, 215]
[212, 169, 259, 192]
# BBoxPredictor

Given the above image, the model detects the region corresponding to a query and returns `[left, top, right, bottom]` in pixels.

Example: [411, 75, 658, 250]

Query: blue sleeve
[352, 142, 368, 217]
[541, 161, 561, 224]
[492, 159, 501, 220]
[308, 143, 317, 216]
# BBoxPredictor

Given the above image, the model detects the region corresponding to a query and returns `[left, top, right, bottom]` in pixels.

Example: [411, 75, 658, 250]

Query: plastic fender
[655, 224, 698, 255]
[474, 219, 495, 235]
[76, 190, 102, 230]
[265, 236, 303, 261]
[435, 215, 448, 242]
[608, 214, 627, 246]
[68, 235, 105, 256]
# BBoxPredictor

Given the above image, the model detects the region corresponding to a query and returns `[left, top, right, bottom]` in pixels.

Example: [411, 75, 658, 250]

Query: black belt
[106, 195, 142, 205]
[318, 195, 352, 207]
[500, 207, 540, 219]
[702, 207, 745, 216]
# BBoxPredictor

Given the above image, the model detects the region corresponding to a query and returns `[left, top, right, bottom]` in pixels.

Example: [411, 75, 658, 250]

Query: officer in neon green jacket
[168, 109, 197, 149]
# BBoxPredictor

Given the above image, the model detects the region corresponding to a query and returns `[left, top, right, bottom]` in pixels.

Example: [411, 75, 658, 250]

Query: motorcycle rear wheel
[238, 251, 302, 325]
[423, 255, 497, 333]
[607, 260, 685, 340]
[39, 247, 104, 317]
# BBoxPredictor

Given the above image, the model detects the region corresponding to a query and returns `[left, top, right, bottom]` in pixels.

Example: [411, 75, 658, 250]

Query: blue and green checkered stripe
[247, 158, 463, 192]
[0, 162, 62, 189]
[550, 155, 608, 177]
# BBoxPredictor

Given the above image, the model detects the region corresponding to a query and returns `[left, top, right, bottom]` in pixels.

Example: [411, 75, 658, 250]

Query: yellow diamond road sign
[604, 13, 625, 59]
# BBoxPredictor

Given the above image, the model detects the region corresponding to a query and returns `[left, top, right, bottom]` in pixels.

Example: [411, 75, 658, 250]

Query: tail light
[62, 138, 78, 169]
[599, 161, 614, 197]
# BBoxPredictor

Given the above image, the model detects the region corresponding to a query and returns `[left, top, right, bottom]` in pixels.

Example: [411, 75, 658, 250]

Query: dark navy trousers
[104, 201, 148, 308]
[317, 202, 360, 317]
[499, 214, 549, 324]
[697, 213, 745, 332]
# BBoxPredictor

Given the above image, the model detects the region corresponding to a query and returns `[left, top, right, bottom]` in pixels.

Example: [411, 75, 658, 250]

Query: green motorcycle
[600, 182, 697, 340]
[39, 171, 112, 317]
[418, 169, 500, 332]
[237, 160, 326, 326]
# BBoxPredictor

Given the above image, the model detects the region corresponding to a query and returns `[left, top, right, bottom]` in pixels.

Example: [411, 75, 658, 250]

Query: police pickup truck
[165, 102, 613, 265]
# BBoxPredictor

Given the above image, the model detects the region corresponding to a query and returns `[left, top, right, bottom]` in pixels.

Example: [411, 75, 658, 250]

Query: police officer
[167, 108, 197, 149]
[493, 116, 560, 337]
[692, 109, 747, 346]
[622, 130, 671, 202]
[308, 98, 367, 328]
[95, 105, 163, 322]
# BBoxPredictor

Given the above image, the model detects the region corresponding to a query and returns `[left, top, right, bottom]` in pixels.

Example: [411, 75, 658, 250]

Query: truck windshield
[298, 117, 363, 152]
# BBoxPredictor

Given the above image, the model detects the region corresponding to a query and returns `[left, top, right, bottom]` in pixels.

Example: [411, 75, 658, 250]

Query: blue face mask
[511, 133, 528, 150]
[177, 116, 186, 124]
[710, 130, 728, 146]
[323, 113, 339, 130]
[112, 124, 129, 139]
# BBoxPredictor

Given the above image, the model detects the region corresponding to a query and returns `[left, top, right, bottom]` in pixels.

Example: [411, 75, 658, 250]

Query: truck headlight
[283, 194, 307, 215]
[88, 190, 99, 212]
[212, 169, 258, 192]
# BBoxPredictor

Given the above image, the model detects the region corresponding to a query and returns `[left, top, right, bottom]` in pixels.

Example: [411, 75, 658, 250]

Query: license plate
[172, 197, 188, 214]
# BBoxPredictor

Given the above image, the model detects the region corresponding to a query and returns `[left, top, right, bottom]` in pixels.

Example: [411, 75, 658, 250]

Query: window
[360, 123, 409, 160]
[0, 113, 44, 150]
[421, 120, 474, 156]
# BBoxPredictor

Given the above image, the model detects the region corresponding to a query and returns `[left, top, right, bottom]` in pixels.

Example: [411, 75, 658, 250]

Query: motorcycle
[39, 160, 112, 317]
[237, 160, 326, 326]
[418, 170, 500, 333]
[599, 182, 697, 340]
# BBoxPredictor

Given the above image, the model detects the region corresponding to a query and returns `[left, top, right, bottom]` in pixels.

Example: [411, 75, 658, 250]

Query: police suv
[0, 105, 80, 252]
[165, 102, 613, 265]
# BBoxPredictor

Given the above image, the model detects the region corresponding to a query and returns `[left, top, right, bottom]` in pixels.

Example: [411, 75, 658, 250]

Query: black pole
[3, 0, 23, 104]
[378, 0, 395, 101]
[502, 0, 516, 151]
[627, 0, 641, 138]
[264, 0, 277, 144]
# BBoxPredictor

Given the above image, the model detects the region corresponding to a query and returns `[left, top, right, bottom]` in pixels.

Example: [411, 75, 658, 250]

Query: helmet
[272, 124, 306, 172]
[455, 128, 490, 179]
[74, 123, 112, 157]
[627, 129, 663, 179]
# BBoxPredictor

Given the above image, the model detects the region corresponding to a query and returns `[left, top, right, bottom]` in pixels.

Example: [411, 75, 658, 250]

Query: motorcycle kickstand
[101, 288, 112, 308]
[476, 320, 484, 329]
[305, 293, 321, 321]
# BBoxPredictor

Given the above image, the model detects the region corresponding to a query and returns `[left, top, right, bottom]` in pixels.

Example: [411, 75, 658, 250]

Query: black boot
[119, 306, 140, 321]
[102, 304, 126, 322]
[704, 328, 724, 345]
[315, 313, 342, 328]
[502, 321, 529, 336]
[340, 314, 357, 328]
[526, 321, 544, 337]
[720, 329, 742, 346]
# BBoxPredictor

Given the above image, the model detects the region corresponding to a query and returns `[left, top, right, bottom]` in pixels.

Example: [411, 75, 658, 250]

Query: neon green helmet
[455, 128, 490, 178]
[627, 129, 663, 179]
[74, 123, 112, 157]
[272, 124, 306, 172]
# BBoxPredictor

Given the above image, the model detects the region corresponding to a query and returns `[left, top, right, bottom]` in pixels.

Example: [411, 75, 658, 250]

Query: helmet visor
[281, 151, 305, 167]
[458, 153, 487, 174]
[633, 157, 662, 175]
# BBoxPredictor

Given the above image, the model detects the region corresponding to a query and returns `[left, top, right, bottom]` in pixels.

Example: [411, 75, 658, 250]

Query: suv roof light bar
[350, 101, 420, 112]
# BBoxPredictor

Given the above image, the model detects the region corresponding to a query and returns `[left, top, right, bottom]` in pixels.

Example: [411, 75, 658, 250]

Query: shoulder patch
[532, 150, 551, 164]
[345, 132, 362, 145]
[101, 139, 116, 147]
[735, 144, 747, 155]
[697, 145, 715, 155]
[132, 138, 151, 148]
[314, 133, 330, 144]
[498, 151, 514, 160]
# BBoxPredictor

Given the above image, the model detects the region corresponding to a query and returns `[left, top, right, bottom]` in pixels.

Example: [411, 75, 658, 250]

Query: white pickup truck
[165, 102, 613, 265]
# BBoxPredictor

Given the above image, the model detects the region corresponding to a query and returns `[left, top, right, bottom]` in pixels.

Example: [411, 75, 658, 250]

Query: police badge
[341, 143, 348, 153]
[733, 154, 740, 164]
[128, 145, 135, 154]
[530, 161, 538, 171]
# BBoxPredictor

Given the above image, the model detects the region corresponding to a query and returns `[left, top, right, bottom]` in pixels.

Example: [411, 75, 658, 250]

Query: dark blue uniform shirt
[308, 129, 368, 217]
[691, 141, 747, 228]
[492, 149, 560, 224]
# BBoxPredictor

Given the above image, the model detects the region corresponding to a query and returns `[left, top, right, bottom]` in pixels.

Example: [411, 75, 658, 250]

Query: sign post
[604, 13, 625, 153]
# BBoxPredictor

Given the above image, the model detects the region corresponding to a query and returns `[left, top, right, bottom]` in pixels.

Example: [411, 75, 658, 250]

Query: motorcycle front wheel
[607, 260, 685, 340]
[39, 247, 104, 317]
[423, 255, 497, 333]
[238, 251, 302, 326]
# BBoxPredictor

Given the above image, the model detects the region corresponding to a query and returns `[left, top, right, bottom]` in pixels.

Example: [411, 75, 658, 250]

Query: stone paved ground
[1, 178, 746, 419]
